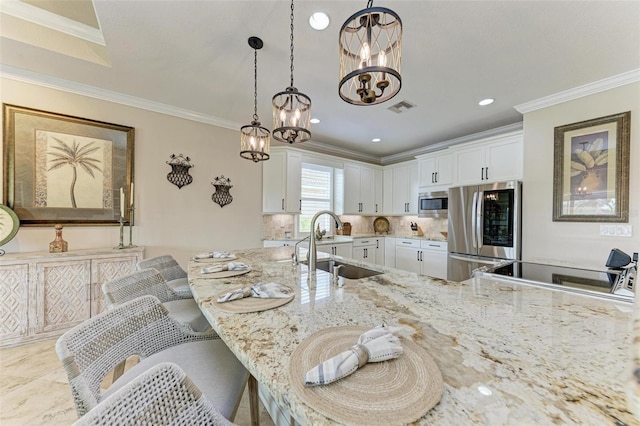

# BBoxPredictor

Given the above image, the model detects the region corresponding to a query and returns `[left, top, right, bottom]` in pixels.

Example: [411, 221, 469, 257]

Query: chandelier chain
[253, 47, 258, 121]
[289, 0, 294, 87]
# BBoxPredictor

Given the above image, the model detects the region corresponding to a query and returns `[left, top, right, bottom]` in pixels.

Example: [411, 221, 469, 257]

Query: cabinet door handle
[431, 172, 435, 183]
[485, 167, 489, 180]
[282, 198, 285, 210]
[420, 251, 423, 261]
[299, 199, 302, 210]
[376, 240, 379, 249]
[416, 251, 420, 261]
[365, 248, 368, 258]
[375, 203, 378, 213]
[434, 172, 438, 183]
[480, 168, 484, 180]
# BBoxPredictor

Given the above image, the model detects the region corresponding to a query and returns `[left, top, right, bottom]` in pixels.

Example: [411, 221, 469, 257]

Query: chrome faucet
[307, 210, 343, 273]
[292, 236, 310, 265]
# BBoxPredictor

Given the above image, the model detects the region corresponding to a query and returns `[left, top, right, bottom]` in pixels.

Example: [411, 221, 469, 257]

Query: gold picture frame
[3, 104, 135, 226]
[552, 111, 630, 222]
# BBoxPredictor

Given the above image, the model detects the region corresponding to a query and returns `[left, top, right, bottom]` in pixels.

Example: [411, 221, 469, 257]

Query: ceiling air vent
[387, 100, 416, 114]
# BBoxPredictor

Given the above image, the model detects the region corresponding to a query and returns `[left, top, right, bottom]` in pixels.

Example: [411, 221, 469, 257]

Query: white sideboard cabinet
[0, 247, 144, 348]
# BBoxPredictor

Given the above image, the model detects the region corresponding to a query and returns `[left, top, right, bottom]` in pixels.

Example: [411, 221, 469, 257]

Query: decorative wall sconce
[166, 154, 194, 189]
[211, 176, 233, 208]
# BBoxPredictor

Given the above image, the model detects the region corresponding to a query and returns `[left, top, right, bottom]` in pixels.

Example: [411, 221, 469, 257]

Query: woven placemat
[289, 326, 443, 425]
[210, 286, 295, 314]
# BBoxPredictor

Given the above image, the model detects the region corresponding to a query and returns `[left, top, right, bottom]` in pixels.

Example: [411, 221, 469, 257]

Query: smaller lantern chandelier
[339, 0, 402, 106]
[272, 0, 311, 144]
[240, 36, 270, 162]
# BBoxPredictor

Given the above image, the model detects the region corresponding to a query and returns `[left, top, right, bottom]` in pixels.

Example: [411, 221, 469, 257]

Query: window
[299, 163, 334, 235]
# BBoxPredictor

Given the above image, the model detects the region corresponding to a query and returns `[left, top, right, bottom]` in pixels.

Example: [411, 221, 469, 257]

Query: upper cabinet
[417, 151, 454, 189]
[262, 150, 302, 214]
[453, 132, 523, 186]
[384, 161, 419, 215]
[343, 163, 383, 215]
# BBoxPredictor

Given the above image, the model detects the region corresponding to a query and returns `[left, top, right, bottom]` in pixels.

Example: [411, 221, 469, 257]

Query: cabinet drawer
[420, 240, 447, 251]
[353, 238, 376, 247]
[396, 239, 420, 248]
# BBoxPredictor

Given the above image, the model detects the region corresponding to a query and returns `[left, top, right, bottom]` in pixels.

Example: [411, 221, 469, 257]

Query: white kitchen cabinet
[352, 238, 376, 264]
[0, 247, 143, 348]
[263, 240, 295, 248]
[417, 151, 454, 189]
[317, 242, 352, 257]
[343, 163, 382, 215]
[374, 170, 383, 215]
[395, 239, 448, 278]
[420, 240, 448, 279]
[395, 239, 421, 273]
[454, 133, 522, 185]
[386, 161, 419, 215]
[262, 150, 302, 214]
[384, 237, 396, 267]
[373, 237, 385, 266]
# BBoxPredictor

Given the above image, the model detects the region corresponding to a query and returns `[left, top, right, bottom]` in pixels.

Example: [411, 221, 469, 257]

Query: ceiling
[1, 0, 639, 164]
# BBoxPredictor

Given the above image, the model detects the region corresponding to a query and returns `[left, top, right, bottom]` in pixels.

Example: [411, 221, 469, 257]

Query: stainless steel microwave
[418, 191, 448, 218]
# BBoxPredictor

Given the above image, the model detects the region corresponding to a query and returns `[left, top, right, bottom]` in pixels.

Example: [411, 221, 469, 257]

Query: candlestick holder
[114, 216, 126, 249]
[127, 206, 137, 248]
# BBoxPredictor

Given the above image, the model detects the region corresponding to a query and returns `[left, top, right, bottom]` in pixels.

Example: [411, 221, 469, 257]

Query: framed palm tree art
[2, 104, 135, 225]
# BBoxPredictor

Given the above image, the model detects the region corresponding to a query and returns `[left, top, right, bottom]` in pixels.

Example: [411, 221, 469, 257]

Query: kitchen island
[188, 246, 636, 425]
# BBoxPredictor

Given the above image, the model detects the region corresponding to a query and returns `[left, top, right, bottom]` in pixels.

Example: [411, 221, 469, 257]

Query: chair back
[73, 362, 233, 426]
[56, 295, 214, 416]
[137, 255, 187, 282]
[103, 268, 179, 308]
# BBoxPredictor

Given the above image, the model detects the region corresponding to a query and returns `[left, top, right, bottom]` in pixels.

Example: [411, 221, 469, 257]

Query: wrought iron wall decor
[211, 175, 233, 208]
[166, 154, 194, 189]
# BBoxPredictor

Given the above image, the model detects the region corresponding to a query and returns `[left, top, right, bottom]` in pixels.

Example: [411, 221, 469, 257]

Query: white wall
[522, 82, 639, 268]
[0, 78, 264, 266]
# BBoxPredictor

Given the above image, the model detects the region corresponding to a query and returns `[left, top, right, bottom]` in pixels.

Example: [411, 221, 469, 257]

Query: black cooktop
[490, 261, 620, 295]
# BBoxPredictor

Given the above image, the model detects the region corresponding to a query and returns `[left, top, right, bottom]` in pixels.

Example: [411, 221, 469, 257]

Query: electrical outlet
[600, 224, 632, 237]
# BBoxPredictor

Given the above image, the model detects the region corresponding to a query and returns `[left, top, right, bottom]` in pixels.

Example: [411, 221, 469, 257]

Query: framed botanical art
[552, 111, 630, 222]
[2, 104, 135, 226]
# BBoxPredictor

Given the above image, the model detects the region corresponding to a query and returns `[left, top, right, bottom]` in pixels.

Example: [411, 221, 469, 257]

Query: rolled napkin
[217, 282, 293, 303]
[194, 251, 234, 259]
[304, 324, 404, 386]
[200, 262, 249, 274]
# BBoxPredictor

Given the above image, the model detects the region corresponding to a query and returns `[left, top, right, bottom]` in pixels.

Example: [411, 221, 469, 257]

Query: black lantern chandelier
[339, 0, 402, 105]
[272, 0, 311, 144]
[240, 36, 270, 162]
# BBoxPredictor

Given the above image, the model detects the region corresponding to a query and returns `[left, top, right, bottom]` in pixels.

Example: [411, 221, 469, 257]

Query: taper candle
[120, 187, 125, 218]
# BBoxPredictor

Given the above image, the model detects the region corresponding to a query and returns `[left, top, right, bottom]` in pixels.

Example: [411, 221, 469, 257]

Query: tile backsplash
[263, 214, 447, 240]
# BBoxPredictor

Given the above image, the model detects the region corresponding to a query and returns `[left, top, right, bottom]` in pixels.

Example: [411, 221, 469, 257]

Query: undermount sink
[315, 260, 383, 279]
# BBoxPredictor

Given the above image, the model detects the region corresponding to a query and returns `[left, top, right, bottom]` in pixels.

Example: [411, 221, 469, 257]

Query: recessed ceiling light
[372, 138, 381, 143]
[310, 118, 320, 124]
[309, 12, 330, 30]
[478, 98, 495, 106]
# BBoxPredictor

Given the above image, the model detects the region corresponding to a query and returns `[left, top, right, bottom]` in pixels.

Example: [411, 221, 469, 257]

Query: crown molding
[514, 69, 640, 114]
[0, 65, 242, 131]
[381, 122, 524, 165]
[302, 141, 382, 164]
[0, 0, 105, 45]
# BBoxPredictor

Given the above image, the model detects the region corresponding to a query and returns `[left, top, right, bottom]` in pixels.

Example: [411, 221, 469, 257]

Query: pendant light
[339, 0, 402, 105]
[240, 36, 270, 162]
[272, 0, 311, 144]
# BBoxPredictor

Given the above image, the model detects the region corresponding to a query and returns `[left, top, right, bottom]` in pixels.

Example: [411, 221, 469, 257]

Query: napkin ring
[351, 344, 369, 368]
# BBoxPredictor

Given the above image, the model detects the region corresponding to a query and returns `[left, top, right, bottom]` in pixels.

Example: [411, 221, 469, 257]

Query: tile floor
[0, 338, 274, 425]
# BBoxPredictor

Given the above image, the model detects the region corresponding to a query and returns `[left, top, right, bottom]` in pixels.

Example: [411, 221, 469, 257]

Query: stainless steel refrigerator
[447, 181, 522, 281]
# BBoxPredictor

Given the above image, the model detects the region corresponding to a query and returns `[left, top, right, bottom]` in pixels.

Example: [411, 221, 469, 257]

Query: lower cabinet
[317, 242, 352, 257]
[0, 247, 144, 348]
[395, 239, 448, 279]
[384, 237, 396, 268]
[352, 238, 376, 264]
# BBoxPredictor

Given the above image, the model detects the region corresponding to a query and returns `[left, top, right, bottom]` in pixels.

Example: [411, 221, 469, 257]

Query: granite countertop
[189, 247, 636, 425]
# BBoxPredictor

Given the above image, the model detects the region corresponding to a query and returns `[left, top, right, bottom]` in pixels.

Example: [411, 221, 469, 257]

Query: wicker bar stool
[56, 296, 249, 422]
[137, 255, 191, 297]
[103, 268, 209, 332]
[74, 362, 234, 426]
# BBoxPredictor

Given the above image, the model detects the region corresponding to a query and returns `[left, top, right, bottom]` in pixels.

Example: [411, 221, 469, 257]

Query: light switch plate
[600, 224, 632, 237]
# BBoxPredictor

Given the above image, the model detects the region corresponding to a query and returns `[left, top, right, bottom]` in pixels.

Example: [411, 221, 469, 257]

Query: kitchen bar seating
[74, 362, 233, 426]
[56, 295, 249, 422]
[103, 268, 210, 332]
[138, 255, 192, 297]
